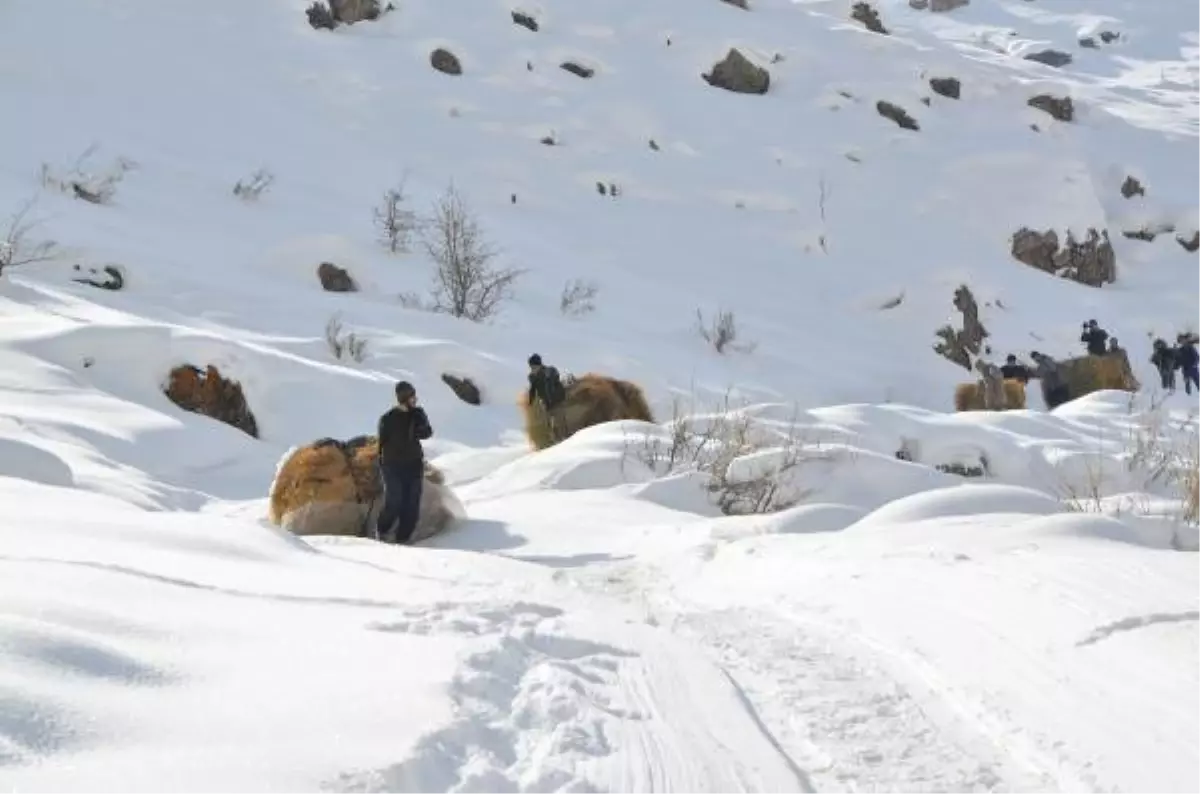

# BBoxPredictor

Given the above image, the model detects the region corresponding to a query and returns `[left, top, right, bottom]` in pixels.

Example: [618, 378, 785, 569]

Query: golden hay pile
[267, 436, 455, 541]
[1058, 351, 1139, 400]
[953, 378, 1027, 412]
[520, 373, 654, 451]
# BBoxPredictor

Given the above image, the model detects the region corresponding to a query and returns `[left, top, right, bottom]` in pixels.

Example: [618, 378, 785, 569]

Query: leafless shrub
[233, 168, 275, 201]
[0, 197, 58, 276]
[420, 184, 524, 321]
[624, 394, 836, 515]
[560, 278, 598, 317]
[374, 178, 418, 253]
[816, 173, 831, 254]
[40, 144, 136, 205]
[324, 314, 369, 363]
[697, 308, 755, 354]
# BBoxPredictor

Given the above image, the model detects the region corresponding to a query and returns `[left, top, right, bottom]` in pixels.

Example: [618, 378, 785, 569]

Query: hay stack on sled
[953, 379, 1027, 412]
[267, 436, 462, 541]
[520, 373, 654, 450]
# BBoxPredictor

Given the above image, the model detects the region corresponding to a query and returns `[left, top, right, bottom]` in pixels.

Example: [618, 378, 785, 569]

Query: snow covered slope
[0, 0, 1197, 790]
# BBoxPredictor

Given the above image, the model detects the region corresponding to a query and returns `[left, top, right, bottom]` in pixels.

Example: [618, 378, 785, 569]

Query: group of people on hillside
[372, 354, 566, 544]
[995, 320, 1199, 409]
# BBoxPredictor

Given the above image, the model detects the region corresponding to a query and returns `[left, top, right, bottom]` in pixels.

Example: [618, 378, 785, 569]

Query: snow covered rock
[702, 49, 769, 95]
[431, 47, 463, 76]
[316, 261, 356, 292]
[268, 436, 464, 541]
[441, 373, 482, 406]
[876, 100, 919, 130]
[164, 364, 259, 439]
[851, 2, 889, 35]
[1028, 93, 1075, 122]
[929, 76, 961, 99]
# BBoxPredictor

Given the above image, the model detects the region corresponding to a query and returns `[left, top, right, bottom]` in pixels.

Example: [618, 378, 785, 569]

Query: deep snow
[0, 0, 1197, 790]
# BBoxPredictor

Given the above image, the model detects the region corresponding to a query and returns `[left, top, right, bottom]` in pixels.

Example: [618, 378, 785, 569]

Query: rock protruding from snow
[929, 0, 968, 10]
[702, 49, 769, 95]
[442, 373, 482, 406]
[1027, 94, 1074, 122]
[317, 261, 356, 292]
[929, 77, 960, 99]
[876, 100, 919, 130]
[560, 61, 595, 79]
[431, 48, 463, 76]
[164, 365, 259, 439]
[1120, 175, 1146, 199]
[851, 3, 888, 35]
[306, 0, 383, 30]
[71, 264, 126, 291]
[1178, 231, 1200, 252]
[1025, 49, 1073, 68]
[933, 285, 988, 370]
[268, 436, 462, 541]
[1010, 228, 1116, 287]
[511, 10, 538, 32]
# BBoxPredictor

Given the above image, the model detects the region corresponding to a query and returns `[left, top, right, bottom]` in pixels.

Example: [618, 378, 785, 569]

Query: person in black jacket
[527, 354, 568, 441]
[1176, 333, 1199, 395]
[1080, 320, 1109, 356]
[375, 381, 433, 544]
[1000, 354, 1031, 383]
[1150, 339, 1176, 393]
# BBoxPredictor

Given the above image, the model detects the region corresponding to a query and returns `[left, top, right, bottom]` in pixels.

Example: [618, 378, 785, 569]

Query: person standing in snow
[1080, 320, 1109, 357]
[375, 381, 433, 544]
[1175, 333, 1199, 395]
[1030, 351, 1070, 409]
[1150, 339, 1177, 393]
[1000, 354, 1032, 383]
[527, 353, 568, 440]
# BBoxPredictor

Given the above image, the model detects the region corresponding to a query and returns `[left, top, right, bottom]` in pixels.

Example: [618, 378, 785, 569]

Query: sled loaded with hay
[520, 372, 654, 450]
[268, 435, 463, 541]
[953, 379, 1027, 412]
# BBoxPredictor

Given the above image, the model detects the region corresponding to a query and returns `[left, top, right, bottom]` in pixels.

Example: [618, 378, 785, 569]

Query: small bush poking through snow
[324, 314, 369, 363]
[232, 168, 275, 201]
[0, 197, 58, 276]
[374, 179, 418, 254]
[40, 144, 136, 206]
[420, 184, 524, 322]
[560, 278, 599, 317]
[697, 308, 755, 354]
[627, 396, 837, 515]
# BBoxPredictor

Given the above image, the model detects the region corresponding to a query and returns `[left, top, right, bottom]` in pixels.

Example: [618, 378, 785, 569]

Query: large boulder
[1010, 227, 1115, 287]
[330, 0, 381, 24]
[317, 261, 356, 292]
[431, 48, 463, 76]
[268, 436, 464, 542]
[165, 365, 259, 438]
[520, 373, 654, 451]
[702, 49, 770, 95]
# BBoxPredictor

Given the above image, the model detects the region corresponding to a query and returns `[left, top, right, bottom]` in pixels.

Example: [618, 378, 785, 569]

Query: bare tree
[560, 278, 598, 317]
[421, 184, 523, 321]
[0, 197, 58, 277]
[233, 168, 275, 201]
[374, 178, 417, 253]
[324, 314, 369, 363]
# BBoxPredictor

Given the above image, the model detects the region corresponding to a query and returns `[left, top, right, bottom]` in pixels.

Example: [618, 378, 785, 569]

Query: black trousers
[376, 462, 424, 543]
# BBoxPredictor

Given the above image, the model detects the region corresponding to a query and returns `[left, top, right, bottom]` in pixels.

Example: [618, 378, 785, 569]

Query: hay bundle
[1058, 351, 1139, 400]
[267, 436, 459, 541]
[953, 378, 1027, 412]
[520, 372, 654, 450]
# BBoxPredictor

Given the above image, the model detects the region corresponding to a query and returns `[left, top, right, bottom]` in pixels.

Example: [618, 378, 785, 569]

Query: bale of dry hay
[165, 364, 259, 438]
[953, 378, 1027, 412]
[267, 436, 460, 541]
[1059, 352, 1139, 400]
[520, 372, 654, 450]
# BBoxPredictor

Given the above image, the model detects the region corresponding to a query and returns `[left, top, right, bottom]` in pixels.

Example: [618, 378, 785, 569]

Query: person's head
[1006, 354, 1017, 364]
[1087, 319, 1098, 328]
[1154, 338, 1166, 348]
[394, 380, 416, 406]
[528, 353, 543, 371]
[1030, 350, 1043, 361]
[1109, 337, 1118, 346]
